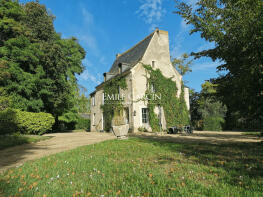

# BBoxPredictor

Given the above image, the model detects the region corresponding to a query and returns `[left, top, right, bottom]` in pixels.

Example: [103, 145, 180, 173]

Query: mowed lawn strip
[0, 134, 51, 150]
[0, 137, 262, 196]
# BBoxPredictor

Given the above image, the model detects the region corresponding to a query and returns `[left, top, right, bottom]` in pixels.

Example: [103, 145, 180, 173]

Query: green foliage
[0, 1, 85, 129]
[203, 116, 225, 131]
[76, 85, 90, 113]
[101, 75, 127, 131]
[1, 138, 263, 196]
[138, 127, 148, 132]
[190, 82, 226, 131]
[15, 109, 55, 135]
[143, 65, 190, 131]
[171, 53, 192, 76]
[189, 89, 202, 129]
[199, 99, 227, 131]
[175, 0, 263, 129]
[0, 108, 55, 135]
[75, 117, 90, 131]
[0, 108, 17, 134]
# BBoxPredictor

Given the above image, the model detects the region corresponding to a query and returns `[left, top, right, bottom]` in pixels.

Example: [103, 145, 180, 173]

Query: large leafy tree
[0, 1, 86, 127]
[175, 0, 263, 129]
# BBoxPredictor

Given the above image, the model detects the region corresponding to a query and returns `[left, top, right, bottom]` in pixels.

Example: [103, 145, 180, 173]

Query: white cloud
[79, 34, 99, 55]
[180, 19, 191, 30]
[196, 42, 215, 52]
[192, 61, 219, 71]
[82, 58, 93, 67]
[82, 8, 94, 25]
[79, 70, 101, 85]
[136, 0, 166, 31]
[170, 29, 187, 58]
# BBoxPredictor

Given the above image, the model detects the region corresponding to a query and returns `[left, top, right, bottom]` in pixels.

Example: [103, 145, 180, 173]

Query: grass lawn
[0, 134, 51, 150]
[0, 137, 263, 196]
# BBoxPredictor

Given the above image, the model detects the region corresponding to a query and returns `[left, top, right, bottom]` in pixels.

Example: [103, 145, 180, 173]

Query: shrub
[0, 109, 55, 135]
[138, 127, 148, 132]
[0, 108, 18, 135]
[75, 117, 90, 131]
[15, 110, 55, 135]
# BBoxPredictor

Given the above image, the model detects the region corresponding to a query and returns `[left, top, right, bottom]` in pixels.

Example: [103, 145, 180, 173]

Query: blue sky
[22, 0, 221, 94]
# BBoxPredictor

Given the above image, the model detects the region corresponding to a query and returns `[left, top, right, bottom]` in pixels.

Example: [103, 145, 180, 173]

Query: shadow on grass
[133, 135, 263, 186]
[0, 141, 49, 173]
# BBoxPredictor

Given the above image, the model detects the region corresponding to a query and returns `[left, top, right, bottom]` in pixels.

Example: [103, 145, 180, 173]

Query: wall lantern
[133, 110, 136, 116]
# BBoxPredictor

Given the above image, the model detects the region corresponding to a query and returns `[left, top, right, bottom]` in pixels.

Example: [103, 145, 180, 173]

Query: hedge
[0, 109, 55, 135]
[0, 108, 18, 135]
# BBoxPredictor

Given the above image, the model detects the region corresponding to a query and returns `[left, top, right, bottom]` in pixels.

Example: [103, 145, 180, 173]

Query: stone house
[90, 29, 190, 132]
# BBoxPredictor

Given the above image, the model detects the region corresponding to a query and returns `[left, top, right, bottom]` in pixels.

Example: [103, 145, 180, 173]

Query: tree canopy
[175, 0, 263, 129]
[0, 0, 86, 128]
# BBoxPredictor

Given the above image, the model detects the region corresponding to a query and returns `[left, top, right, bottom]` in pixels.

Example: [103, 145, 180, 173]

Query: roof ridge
[116, 29, 157, 59]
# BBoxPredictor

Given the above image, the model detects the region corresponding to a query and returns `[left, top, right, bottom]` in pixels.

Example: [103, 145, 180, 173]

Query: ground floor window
[142, 108, 149, 123]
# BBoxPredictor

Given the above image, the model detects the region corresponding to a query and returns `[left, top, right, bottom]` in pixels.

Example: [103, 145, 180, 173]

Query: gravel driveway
[0, 132, 115, 173]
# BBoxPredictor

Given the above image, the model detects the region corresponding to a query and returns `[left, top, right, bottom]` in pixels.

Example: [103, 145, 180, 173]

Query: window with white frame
[92, 95, 95, 106]
[142, 108, 149, 124]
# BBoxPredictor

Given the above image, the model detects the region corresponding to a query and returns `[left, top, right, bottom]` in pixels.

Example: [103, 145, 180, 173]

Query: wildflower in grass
[57, 175, 60, 178]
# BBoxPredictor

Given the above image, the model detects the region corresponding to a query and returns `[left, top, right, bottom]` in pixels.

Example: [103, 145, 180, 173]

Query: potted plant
[112, 109, 129, 138]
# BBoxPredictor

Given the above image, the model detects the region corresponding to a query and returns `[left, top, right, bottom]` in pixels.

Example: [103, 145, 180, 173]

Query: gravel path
[0, 132, 115, 173]
[131, 131, 262, 144]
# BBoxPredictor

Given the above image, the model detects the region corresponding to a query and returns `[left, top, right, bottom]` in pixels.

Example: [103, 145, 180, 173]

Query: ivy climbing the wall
[100, 75, 127, 131]
[143, 65, 190, 132]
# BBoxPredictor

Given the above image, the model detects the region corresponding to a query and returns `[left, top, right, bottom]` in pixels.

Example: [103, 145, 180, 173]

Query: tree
[189, 89, 202, 129]
[198, 99, 227, 131]
[0, 1, 86, 129]
[175, 0, 263, 129]
[172, 53, 192, 76]
[189, 81, 226, 131]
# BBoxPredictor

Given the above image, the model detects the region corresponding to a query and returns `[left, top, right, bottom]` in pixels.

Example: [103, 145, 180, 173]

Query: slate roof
[108, 31, 155, 74]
